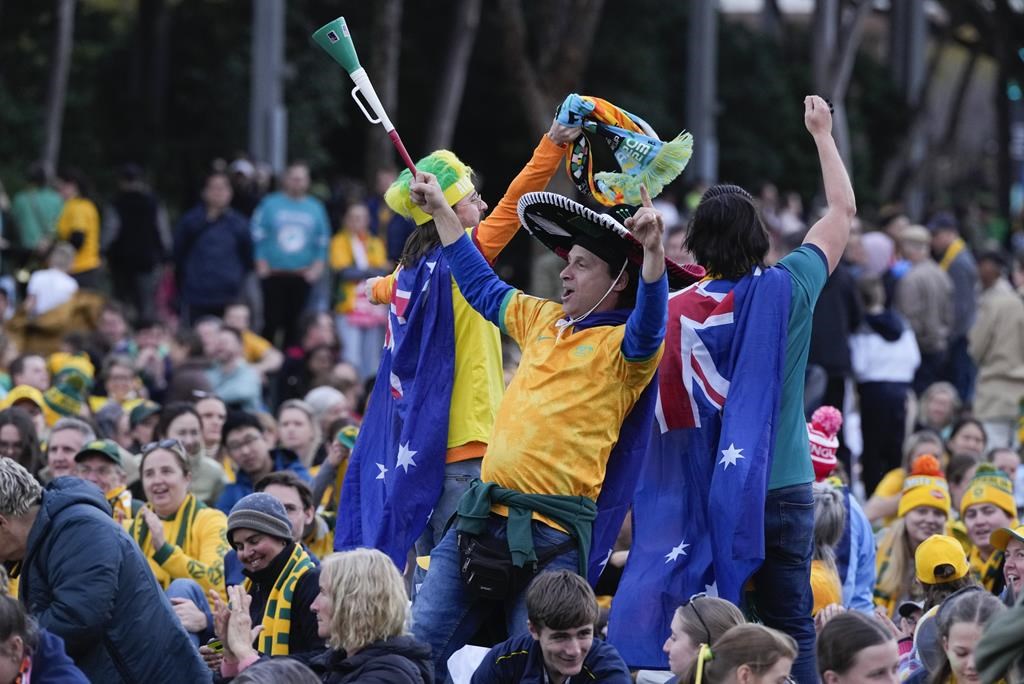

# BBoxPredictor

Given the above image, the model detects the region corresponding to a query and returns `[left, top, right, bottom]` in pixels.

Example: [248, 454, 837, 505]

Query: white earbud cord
[554, 260, 629, 341]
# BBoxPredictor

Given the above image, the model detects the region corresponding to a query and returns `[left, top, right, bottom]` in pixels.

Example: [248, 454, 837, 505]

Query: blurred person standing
[53, 169, 101, 290]
[23, 243, 77, 318]
[366, 167, 416, 265]
[928, 213, 978, 405]
[251, 162, 330, 347]
[329, 203, 389, 379]
[174, 171, 254, 325]
[894, 225, 953, 395]
[9, 163, 61, 266]
[103, 164, 169, 321]
[968, 250, 1024, 449]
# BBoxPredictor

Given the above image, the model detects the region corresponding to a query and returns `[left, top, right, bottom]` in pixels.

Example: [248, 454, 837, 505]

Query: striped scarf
[107, 485, 134, 525]
[970, 547, 1005, 593]
[130, 494, 204, 561]
[244, 544, 315, 655]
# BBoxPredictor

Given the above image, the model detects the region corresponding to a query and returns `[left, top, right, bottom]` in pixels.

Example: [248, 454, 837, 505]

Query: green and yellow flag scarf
[130, 493, 204, 554]
[244, 544, 315, 656]
[969, 547, 1005, 593]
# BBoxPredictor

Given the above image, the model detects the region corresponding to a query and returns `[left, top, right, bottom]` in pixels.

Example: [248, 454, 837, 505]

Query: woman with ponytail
[680, 624, 796, 684]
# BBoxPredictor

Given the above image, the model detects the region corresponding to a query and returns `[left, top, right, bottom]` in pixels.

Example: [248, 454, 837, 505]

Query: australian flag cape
[608, 267, 791, 668]
[334, 246, 454, 568]
[574, 310, 660, 585]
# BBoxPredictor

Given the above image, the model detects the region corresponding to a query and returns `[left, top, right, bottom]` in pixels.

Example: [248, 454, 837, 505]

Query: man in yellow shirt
[223, 302, 283, 379]
[408, 174, 686, 679]
[55, 168, 102, 289]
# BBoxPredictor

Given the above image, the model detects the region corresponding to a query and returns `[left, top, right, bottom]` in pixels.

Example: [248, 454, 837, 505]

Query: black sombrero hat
[517, 191, 703, 291]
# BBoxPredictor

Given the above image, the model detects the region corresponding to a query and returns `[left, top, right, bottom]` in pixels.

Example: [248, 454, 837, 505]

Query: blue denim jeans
[166, 578, 215, 648]
[411, 514, 579, 681]
[751, 482, 816, 684]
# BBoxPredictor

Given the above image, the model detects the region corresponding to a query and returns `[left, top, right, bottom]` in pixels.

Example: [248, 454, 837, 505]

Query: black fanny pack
[457, 529, 575, 601]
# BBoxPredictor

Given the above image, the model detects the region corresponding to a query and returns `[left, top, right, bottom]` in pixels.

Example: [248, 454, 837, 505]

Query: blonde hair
[277, 399, 321, 463]
[875, 518, 917, 606]
[0, 459, 42, 517]
[813, 482, 847, 577]
[320, 549, 408, 654]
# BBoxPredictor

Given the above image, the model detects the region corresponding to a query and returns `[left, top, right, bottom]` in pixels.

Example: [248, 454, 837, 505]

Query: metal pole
[249, 0, 287, 170]
[686, 0, 718, 184]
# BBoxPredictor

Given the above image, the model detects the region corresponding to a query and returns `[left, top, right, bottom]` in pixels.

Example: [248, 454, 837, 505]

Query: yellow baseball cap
[0, 385, 45, 411]
[990, 525, 1024, 551]
[915, 534, 969, 584]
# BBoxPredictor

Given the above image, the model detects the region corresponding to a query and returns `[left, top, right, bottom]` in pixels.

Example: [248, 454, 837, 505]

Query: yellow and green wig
[383, 150, 474, 226]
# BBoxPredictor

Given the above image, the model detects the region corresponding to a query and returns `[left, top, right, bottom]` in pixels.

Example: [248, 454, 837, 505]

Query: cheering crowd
[0, 91, 1022, 684]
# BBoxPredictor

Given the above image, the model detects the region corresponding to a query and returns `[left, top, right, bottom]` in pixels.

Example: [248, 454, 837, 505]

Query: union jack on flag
[609, 268, 792, 669]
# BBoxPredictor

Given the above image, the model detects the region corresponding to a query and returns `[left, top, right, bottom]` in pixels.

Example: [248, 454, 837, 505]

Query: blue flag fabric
[608, 268, 791, 668]
[335, 248, 455, 568]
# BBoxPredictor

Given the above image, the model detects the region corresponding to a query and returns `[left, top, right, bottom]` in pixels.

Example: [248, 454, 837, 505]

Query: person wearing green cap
[356, 115, 582, 568]
[74, 438, 140, 525]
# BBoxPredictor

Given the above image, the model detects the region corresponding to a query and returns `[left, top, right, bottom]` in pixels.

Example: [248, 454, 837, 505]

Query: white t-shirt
[27, 268, 78, 315]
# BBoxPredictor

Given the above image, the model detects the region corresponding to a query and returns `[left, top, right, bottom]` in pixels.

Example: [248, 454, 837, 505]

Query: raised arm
[621, 186, 668, 360]
[802, 95, 857, 274]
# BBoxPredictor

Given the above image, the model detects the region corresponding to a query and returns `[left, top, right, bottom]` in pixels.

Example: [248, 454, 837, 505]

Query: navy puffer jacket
[19, 478, 211, 683]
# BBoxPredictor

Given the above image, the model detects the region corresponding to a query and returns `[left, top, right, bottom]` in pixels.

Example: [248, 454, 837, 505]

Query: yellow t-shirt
[330, 231, 388, 315]
[482, 293, 662, 524]
[56, 197, 101, 273]
[242, 330, 273, 365]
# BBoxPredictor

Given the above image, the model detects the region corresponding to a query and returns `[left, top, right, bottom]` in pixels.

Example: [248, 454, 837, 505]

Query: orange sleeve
[473, 135, 566, 263]
[371, 270, 397, 305]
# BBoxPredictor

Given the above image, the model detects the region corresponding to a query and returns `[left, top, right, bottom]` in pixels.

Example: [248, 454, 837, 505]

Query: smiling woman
[932, 591, 1004, 684]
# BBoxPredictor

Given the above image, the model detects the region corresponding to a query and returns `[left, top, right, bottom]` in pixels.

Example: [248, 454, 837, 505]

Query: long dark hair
[929, 590, 1003, 684]
[684, 185, 770, 279]
[0, 408, 41, 476]
[818, 611, 894, 678]
[399, 221, 443, 267]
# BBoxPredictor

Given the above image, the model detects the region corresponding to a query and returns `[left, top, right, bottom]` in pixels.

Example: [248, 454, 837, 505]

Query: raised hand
[409, 172, 448, 216]
[804, 95, 833, 138]
[624, 185, 665, 253]
[140, 507, 167, 550]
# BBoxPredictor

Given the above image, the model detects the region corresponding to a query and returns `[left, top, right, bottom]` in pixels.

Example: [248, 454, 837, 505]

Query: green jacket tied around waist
[455, 479, 597, 576]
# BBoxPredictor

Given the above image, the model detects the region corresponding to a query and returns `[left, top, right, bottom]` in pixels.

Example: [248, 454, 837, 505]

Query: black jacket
[295, 636, 433, 683]
[19, 478, 210, 683]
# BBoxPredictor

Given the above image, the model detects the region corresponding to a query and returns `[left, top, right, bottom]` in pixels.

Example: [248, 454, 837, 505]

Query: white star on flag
[665, 539, 690, 563]
[375, 463, 388, 480]
[704, 581, 719, 597]
[598, 548, 613, 573]
[396, 443, 418, 473]
[719, 443, 744, 470]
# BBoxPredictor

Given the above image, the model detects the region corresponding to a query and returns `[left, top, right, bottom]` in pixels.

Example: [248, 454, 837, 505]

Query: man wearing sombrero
[407, 160, 694, 676]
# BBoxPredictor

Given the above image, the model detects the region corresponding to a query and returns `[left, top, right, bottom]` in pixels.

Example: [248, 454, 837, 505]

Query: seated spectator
[216, 411, 310, 513]
[41, 417, 95, 483]
[303, 386, 350, 446]
[165, 329, 213, 403]
[865, 430, 945, 524]
[276, 400, 320, 468]
[986, 447, 1021, 483]
[0, 408, 41, 477]
[471, 570, 630, 683]
[233, 658, 320, 684]
[663, 596, 744, 683]
[128, 439, 228, 645]
[811, 481, 847, 615]
[915, 382, 961, 438]
[930, 590, 1004, 684]
[874, 456, 951, 617]
[74, 438, 140, 525]
[8, 355, 49, 393]
[679, 624, 797, 684]
[0, 593, 88, 683]
[207, 326, 262, 412]
[0, 460, 209, 681]
[24, 243, 78, 318]
[959, 465, 1017, 594]
[128, 400, 161, 450]
[311, 423, 356, 512]
[93, 401, 133, 451]
[946, 454, 981, 522]
[217, 547, 427, 681]
[96, 354, 143, 410]
[223, 301, 283, 380]
[255, 470, 333, 561]
[945, 419, 987, 462]
[0, 387, 47, 444]
[220, 493, 323, 657]
[154, 403, 226, 506]
[194, 393, 229, 476]
[990, 524, 1024, 604]
[816, 611, 898, 684]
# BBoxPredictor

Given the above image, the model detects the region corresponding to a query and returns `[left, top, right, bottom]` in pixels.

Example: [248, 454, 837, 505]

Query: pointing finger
[639, 184, 653, 208]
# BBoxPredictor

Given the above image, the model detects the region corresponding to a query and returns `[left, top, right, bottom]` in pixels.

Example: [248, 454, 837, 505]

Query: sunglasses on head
[684, 593, 711, 644]
[141, 439, 187, 457]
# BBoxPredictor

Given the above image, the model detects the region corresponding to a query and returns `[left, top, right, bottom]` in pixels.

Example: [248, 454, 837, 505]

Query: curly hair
[0, 459, 42, 517]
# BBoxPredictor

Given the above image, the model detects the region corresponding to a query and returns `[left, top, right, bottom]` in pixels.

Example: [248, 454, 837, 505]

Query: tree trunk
[497, 0, 606, 140]
[41, 0, 76, 176]
[760, 0, 784, 42]
[425, 0, 482, 151]
[365, 0, 404, 183]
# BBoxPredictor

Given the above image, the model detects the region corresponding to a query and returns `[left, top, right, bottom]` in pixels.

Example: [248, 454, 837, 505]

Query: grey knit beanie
[227, 493, 293, 543]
